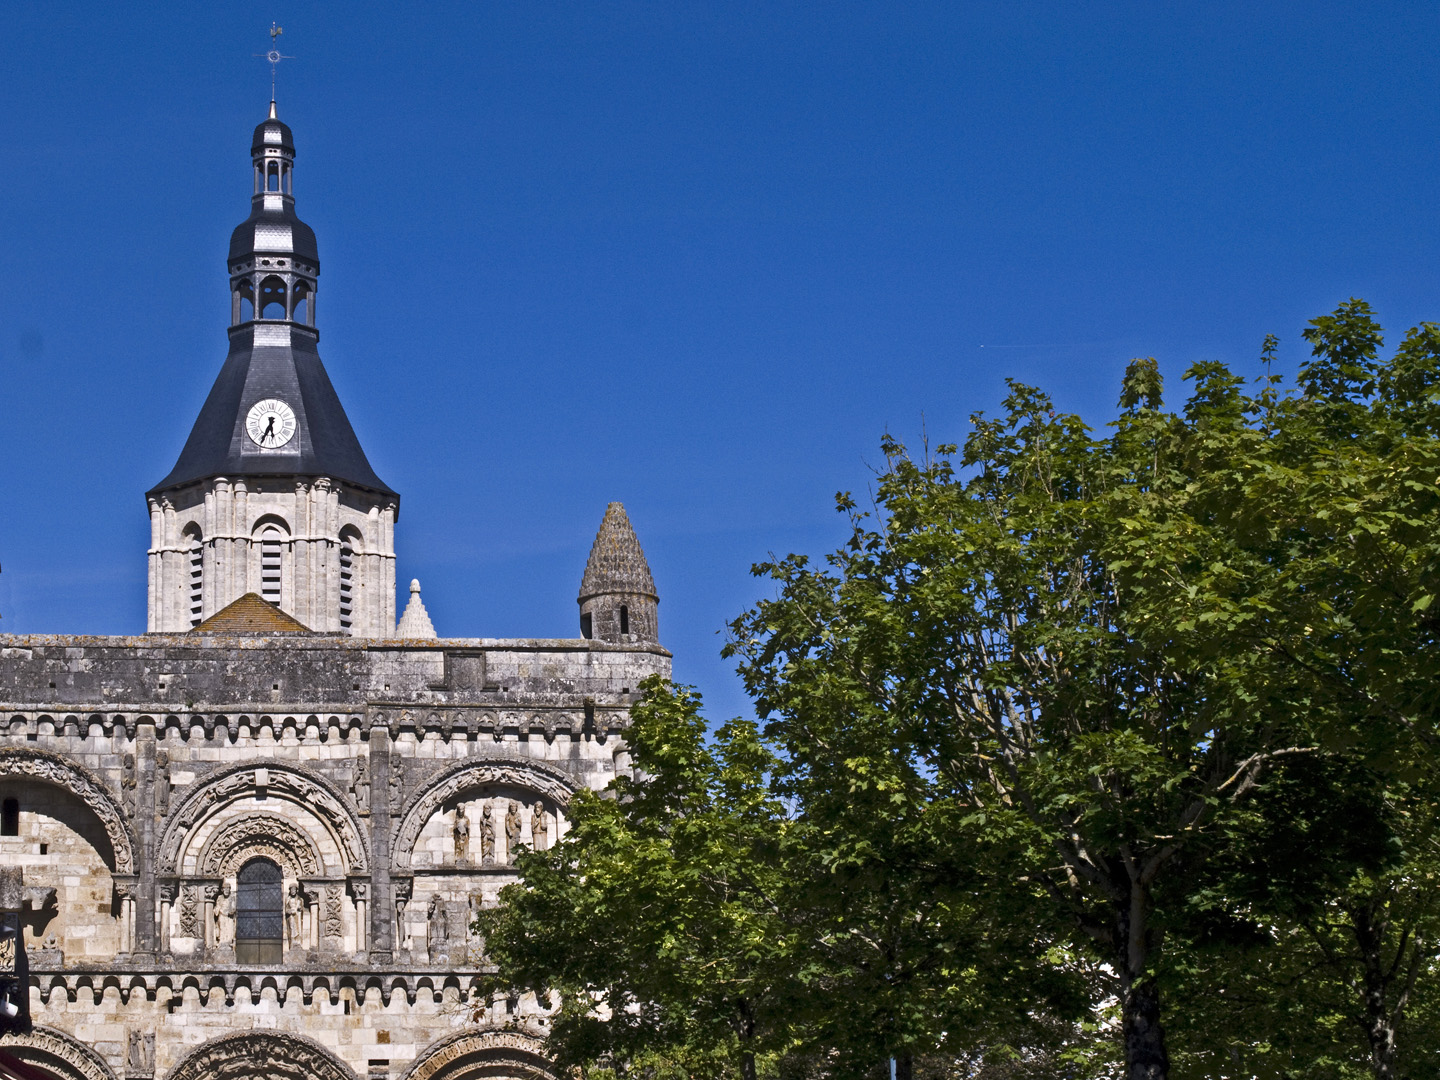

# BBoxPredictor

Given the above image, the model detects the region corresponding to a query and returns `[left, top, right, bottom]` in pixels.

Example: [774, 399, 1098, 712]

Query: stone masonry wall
[0, 631, 670, 1080]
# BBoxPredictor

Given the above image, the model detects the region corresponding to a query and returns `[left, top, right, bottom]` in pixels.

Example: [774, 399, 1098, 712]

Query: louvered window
[339, 544, 354, 632]
[261, 529, 283, 605]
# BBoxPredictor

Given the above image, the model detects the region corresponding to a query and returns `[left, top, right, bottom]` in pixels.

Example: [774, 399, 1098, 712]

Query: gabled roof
[148, 328, 397, 500]
[191, 593, 313, 634]
[578, 502, 657, 601]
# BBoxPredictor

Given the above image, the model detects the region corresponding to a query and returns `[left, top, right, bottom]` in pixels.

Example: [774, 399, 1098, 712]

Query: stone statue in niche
[352, 757, 370, 813]
[154, 750, 171, 815]
[284, 883, 305, 949]
[120, 753, 137, 815]
[531, 800, 548, 851]
[127, 1031, 155, 1073]
[479, 803, 495, 864]
[427, 894, 449, 958]
[389, 752, 405, 806]
[505, 801, 523, 864]
[213, 881, 235, 945]
[453, 804, 470, 864]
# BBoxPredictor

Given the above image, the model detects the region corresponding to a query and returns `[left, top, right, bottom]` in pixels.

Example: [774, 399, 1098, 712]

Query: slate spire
[578, 503, 659, 643]
[148, 101, 395, 500]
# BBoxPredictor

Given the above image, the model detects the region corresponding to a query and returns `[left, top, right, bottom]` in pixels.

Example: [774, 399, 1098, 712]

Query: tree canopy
[479, 300, 1440, 1080]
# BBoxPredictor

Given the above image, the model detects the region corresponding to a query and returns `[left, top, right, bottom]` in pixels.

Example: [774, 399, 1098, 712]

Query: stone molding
[391, 757, 579, 870]
[157, 761, 368, 876]
[0, 747, 137, 873]
[0, 1024, 123, 1080]
[199, 812, 324, 878]
[163, 1031, 360, 1080]
[33, 970, 490, 1008]
[400, 1031, 556, 1080]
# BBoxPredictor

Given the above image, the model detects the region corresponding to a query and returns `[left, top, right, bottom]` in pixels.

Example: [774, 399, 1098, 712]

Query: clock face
[246, 399, 297, 449]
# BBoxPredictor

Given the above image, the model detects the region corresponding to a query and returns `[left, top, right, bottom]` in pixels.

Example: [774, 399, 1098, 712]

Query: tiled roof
[191, 593, 314, 634]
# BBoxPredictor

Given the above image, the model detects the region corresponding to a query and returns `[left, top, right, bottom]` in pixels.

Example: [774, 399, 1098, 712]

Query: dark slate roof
[228, 204, 319, 266]
[192, 592, 313, 634]
[148, 327, 398, 501]
[578, 502, 657, 601]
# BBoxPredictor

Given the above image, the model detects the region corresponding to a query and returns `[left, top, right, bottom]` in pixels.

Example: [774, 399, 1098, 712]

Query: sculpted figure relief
[154, 750, 171, 815]
[479, 803, 495, 864]
[284, 883, 305, 949]
[531, 800, 548, 851]
[352, 757, 370, 814]
[427, 894, 448, 956]
[452, 805, 470, 864]
[213, 881, 236, 945]
[126, 1031, 155, 1073]
[505, 801, 522, 864]
[120, 754, 137, 816]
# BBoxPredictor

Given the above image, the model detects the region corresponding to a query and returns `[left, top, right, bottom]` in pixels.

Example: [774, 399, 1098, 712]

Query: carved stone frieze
[0, 748, 137, 872]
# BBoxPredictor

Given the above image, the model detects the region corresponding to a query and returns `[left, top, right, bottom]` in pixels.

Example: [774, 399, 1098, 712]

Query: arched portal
[401, 1032, 557, 1080]
[164, 1032, 358, 1080]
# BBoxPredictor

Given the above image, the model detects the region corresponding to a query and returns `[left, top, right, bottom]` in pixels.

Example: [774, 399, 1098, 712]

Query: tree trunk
[1121, 977, 1167, 1080]
[893, 1053, 913, 1080]
[1353, 904, 1399, 1080]
[1114, 877, 1168, 1080]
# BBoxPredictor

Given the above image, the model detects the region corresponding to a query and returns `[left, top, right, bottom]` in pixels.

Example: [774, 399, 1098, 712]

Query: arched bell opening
[258, 275, 288, 320]
[291, 278, 313, 325]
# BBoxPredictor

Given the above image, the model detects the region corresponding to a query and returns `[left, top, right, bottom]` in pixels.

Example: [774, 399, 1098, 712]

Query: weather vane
[254, 22, 294, 101]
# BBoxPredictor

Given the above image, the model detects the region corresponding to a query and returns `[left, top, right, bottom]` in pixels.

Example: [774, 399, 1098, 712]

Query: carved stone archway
[391, 757, 579, 870]
[198, 812, 324, 880]
[157, 761, 368, 876]
[0, 1025, 122, 1080]
[0, 748, 136, 873]
[400, 1031, 557, 1080]
[164, 1032, 359, 1080]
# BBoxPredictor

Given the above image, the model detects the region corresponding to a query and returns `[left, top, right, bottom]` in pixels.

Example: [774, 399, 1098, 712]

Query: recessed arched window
[258, 276, 287, 320]
[339, 527, 363, 634]
[185, 526, 204, 627]
[619, 605, 629, 635]
[580, 612, 592, 639]
[254, 520, 289, 606]
[236, 858, 283, 964]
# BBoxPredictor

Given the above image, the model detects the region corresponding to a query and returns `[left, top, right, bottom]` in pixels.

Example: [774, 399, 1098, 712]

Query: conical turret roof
[579, 503, 657, 601]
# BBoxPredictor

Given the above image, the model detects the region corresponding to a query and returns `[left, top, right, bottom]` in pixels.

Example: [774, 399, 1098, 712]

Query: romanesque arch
[391, 757, 579, 871]
[198, 812, 324, 880]
[400, 1031, 557, 1080]
[0, 747, 136, 873]
[164, 1032, 359, 1080]
[156, 760, 368, 876]
[0, 1025, 122, 1080]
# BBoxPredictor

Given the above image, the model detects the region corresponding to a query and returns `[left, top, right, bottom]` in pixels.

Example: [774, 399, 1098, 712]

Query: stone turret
[578, 503, 658, 644]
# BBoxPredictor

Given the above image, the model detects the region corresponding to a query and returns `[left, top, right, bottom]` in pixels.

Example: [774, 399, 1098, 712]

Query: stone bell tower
[146, 101, 398, 635]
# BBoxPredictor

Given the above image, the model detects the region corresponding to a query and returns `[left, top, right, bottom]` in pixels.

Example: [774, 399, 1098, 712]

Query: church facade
[0, 101, 668, 1080]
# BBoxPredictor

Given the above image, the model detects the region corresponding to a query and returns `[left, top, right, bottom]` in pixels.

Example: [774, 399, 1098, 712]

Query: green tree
[727, 304, 1440, 1077]
[1106, 304, 1440, 1078]
[477, 680, 798, 1080]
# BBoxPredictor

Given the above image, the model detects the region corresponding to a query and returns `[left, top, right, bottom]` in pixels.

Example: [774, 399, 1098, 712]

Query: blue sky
[2, 2, 1438, 721]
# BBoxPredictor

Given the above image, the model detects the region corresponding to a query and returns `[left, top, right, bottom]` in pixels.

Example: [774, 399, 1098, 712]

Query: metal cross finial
[255, 22, 294, 102]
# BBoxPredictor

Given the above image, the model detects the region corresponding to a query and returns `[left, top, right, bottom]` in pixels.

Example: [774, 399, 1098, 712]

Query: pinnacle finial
[578, 502, 657, 602]
[269, 100, 278, 120]
[397, 579, 437, 639]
